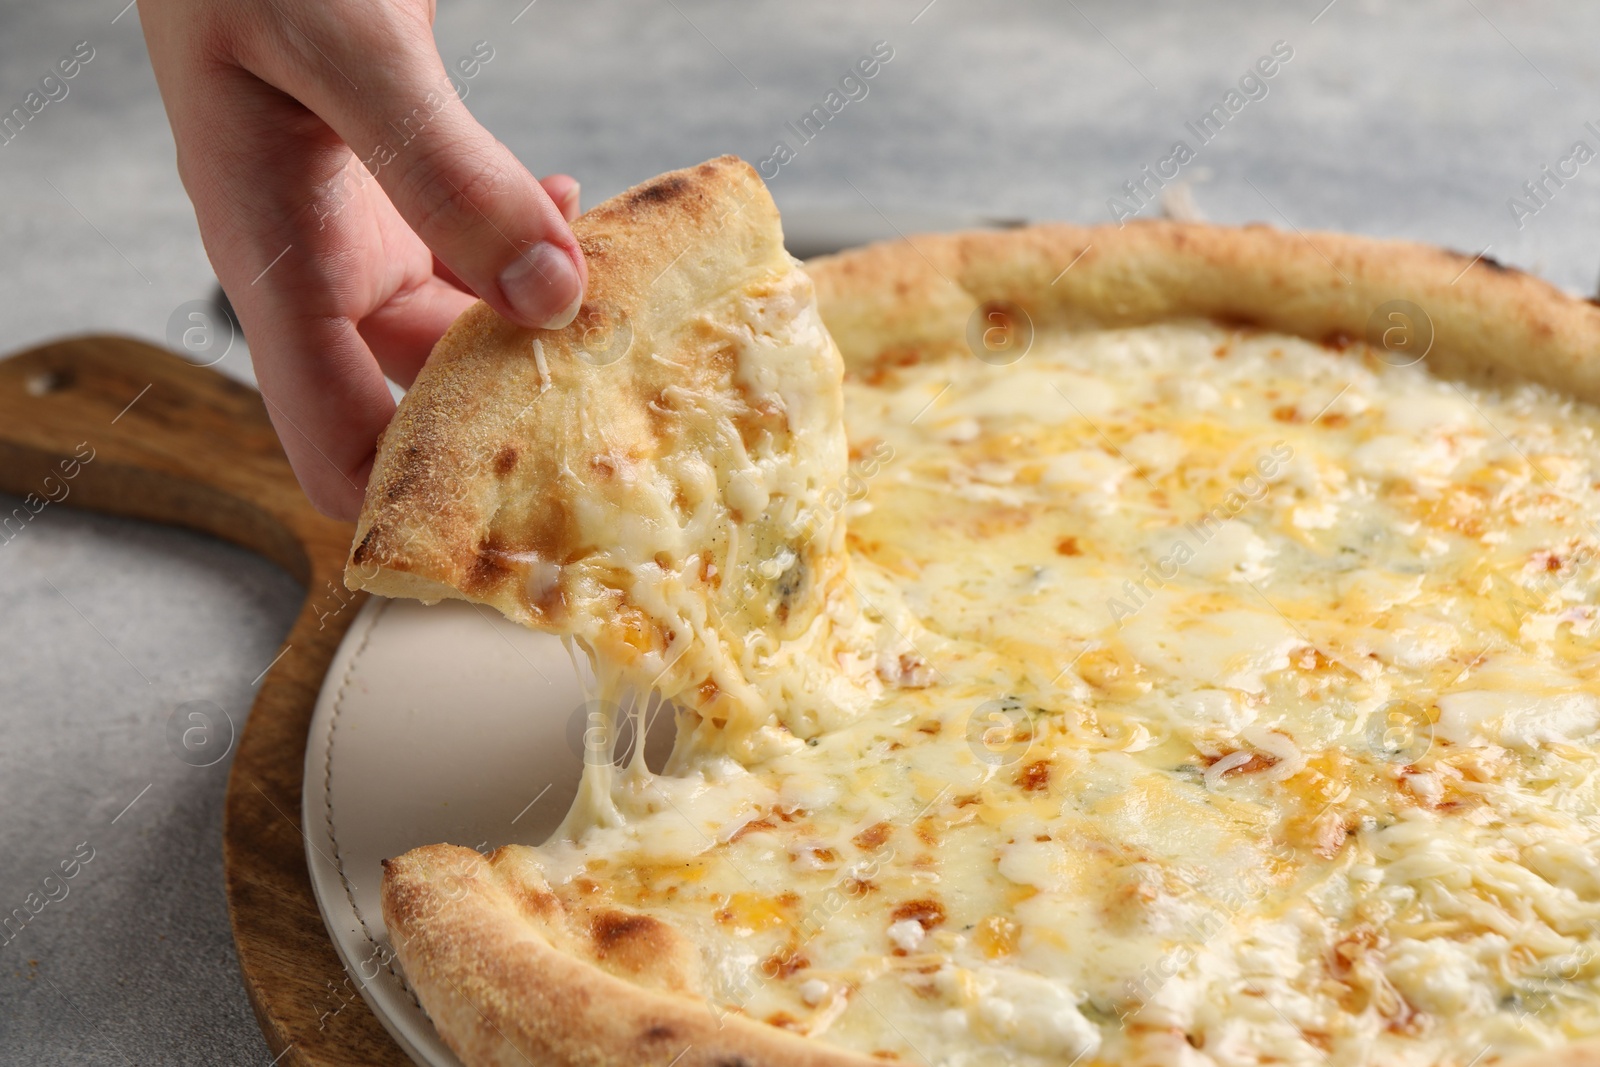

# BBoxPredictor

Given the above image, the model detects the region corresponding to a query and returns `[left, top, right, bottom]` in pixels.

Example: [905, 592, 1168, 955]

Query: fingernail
[499, 242, 583, 329]
[559, 182, 581, 220]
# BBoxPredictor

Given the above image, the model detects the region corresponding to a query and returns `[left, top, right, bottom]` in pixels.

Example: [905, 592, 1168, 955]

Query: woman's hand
[142, 0, 586, 518]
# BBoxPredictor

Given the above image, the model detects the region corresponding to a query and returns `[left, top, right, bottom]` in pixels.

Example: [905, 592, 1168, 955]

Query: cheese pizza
[349, 158, 1600, 1067]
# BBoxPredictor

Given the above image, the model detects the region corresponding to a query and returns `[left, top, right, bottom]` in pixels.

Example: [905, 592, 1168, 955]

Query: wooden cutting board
[0, 335, 409, 1066]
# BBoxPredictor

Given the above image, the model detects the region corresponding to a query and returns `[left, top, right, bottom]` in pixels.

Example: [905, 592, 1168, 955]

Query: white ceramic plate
[303, 596, 598, 1067]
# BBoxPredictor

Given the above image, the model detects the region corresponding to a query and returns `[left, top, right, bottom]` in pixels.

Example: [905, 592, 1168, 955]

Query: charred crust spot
[629, 174, 691, 207]
[1320, 329, 1357, 351]
[509, 882, 561, 922]
[590, 910, 659, 956]
[382, 449, 424, 502]
[891, 899, 946, 930]
[352, 528, 378, 566]
[1213, 312, 1260, 332]
[1448, 247, 1514, 277]
[642, 1023, 676, 1043]
[493, 446, 519, 475]
[466, 548, 511, 592]
[380, 467, 419, 505]
[514, 496, 574, 566]
[1018, 760, 1051, 792]
[380, 857, 392, 869]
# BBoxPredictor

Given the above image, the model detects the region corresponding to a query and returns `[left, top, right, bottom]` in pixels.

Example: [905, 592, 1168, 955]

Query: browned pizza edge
[809, 219, 1600, 406]
[381, 844, 884, 1067]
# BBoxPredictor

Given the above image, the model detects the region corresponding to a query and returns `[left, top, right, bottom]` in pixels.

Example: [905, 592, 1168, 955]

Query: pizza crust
[365, 182, 1600, 1067]
[810, 221, 1600, 402]
[382, 844, 883, 1067]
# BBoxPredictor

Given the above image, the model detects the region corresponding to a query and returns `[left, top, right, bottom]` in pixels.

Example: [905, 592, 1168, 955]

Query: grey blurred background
[0, 1, 1596, 1062]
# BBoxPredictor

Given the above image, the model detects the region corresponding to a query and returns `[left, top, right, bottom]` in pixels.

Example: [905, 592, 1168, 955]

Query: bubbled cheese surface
[535, 323, 1600, 1067]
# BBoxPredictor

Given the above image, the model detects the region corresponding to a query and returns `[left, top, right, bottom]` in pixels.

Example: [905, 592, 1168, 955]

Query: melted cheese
[537, 322, 1600, 1066]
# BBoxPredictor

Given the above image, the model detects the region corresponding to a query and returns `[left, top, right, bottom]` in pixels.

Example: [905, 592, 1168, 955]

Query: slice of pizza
[347, 157, 888, 796]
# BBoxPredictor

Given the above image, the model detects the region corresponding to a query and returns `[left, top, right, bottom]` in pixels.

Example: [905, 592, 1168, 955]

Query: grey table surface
[1, 0, 1596, 1062]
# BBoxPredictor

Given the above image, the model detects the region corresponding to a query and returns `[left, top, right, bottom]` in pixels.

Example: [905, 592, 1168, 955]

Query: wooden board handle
[0, 335, 409, 1066]
[0, 334, 340, 583]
